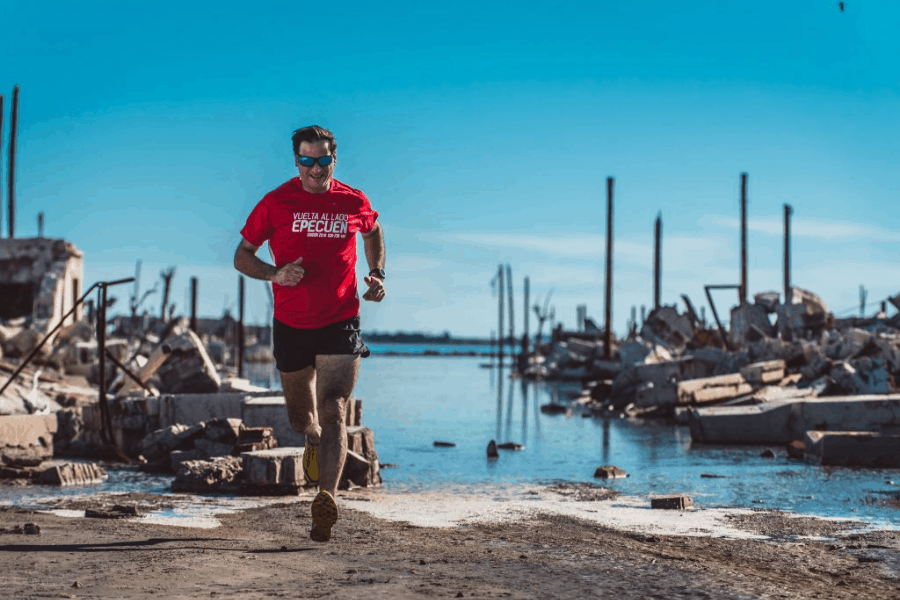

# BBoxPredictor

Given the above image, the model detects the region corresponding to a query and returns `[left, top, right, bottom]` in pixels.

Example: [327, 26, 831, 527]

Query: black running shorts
[272, 315, 370, 373]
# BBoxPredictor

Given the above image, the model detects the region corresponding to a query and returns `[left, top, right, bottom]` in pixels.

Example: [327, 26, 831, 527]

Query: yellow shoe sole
[303, 442, 319, 486]
[310, 490, 338, 542]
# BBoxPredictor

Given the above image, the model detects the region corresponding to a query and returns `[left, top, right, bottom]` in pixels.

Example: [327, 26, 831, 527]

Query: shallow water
[290, 354, 900, 528]
[3, 352, 899, 529]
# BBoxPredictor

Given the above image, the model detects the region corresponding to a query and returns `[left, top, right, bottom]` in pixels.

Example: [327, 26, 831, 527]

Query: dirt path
[2, 490, 899, 599]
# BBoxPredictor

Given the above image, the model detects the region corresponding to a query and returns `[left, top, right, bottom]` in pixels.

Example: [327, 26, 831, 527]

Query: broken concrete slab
[241, 447, 305, 491]
[172, 456, 244, 494]
[154, 329, 222, 394]
[36, 461, 107, 485]
[804, 430, 900, 468]
[689, 394, 900, 445]
[640, 305, 694, 350]
[677, 373, 754, 406]
[593, 465, 627, 479]
[650, 495, 693, 509]
[242, 396, 305, 447]
[0, 414, 58, 464]
[730, 303, 775, 346]
[342, 448, 382, 488]
[740, 360, 786, 385]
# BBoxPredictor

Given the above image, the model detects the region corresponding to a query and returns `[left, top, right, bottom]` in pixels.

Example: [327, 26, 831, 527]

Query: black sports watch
[369, 268, 386, 280]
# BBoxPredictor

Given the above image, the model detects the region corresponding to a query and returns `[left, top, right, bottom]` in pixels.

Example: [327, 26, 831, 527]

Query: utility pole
[604, 177, 614, 360]
[505, 263, 514, 354]
[654, 212, 661, 310]
[784, 204, 793, 305]
[0, 93, 4, 236]
[497, 264, 505, 361]
[740, 172, 748, 305]
[522, 276, 530, 355]
[8, 85, 20, 239]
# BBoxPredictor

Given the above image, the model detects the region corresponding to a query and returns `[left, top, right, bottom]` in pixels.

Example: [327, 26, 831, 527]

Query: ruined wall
[0, 238, 84, 333]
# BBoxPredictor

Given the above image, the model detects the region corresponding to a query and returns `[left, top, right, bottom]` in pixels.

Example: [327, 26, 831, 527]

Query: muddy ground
[1, 489, 899, 600]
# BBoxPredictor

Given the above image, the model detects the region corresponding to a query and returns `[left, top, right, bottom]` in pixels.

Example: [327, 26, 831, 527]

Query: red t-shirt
[240, 177, 379, 329]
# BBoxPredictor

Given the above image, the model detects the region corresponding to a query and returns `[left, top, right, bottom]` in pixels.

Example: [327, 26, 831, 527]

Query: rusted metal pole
[505, 263, 514, 351]
[0, 94, 4, 236]
[190, 277, 198, 333]
[98, 284, 111, 444]
[740, 172, 748, 305]
[522, 276, 530, 355]
[654, 212, 661, 310]
[783, 204, 792, 305]
[238, 275, 245, 378]
[498, 264, 505, 361]
[8, 85, 19, 239]
[604, 176, 614, 360]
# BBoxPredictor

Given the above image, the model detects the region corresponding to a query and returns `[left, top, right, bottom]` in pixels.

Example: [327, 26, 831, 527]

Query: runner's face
[296, 140, 335, 194]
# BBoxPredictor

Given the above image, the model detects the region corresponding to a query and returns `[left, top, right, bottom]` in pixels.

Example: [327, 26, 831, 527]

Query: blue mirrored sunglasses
[297, 155, 334, 168]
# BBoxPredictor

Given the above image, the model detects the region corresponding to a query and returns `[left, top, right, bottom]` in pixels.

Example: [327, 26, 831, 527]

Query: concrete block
[651, 495, 693, 509]
[740, 360, 786, 385]
[341, 449, 381, 488]
[593, 465, 627, 479]
[0, 414, 58, 464]
[155, 329, 222, 394]
[240, 447, 305, 488]
[346, 426, 375, 456]
[804, 430, 900, 467]
[172, 456, 243, 494]
[159, 392, 248, 429]
[36, 461, 107, 485]
[204, 418, 242, 444]
[678, 373, 754, 405]
[690, 394, 900, 445]
[242, 396, 304, 447]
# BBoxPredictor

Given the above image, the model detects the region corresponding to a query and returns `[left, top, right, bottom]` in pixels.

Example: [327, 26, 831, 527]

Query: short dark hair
[291, 125, 337, 157]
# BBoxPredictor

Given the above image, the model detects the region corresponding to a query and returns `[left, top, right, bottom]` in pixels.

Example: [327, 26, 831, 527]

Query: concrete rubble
[0, 238, 382, 493]
[519, 286, 900, 468]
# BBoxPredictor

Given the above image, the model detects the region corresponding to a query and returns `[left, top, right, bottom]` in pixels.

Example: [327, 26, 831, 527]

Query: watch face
[371, 269, 386, 279]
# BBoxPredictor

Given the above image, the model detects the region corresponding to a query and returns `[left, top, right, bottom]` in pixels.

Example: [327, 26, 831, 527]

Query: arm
[362, 221, 385, 272]
[361, 222, 386, 302]
[234, 239, 306, 286]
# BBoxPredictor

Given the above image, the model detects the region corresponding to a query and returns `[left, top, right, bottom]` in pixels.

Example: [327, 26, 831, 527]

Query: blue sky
[2, 1, 898, 337]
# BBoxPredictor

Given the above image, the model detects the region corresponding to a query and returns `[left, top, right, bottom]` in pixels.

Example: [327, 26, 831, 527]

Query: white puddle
[341, 485, 770, 539]
[21, 484, 883, 539]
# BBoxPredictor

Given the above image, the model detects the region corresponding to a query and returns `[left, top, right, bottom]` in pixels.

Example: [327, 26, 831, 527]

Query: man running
[234, 125, 386, 542]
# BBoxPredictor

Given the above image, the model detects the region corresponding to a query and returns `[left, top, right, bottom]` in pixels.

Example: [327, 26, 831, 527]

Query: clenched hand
[363, 275, 386, 302]
[272, 257, 306, 286]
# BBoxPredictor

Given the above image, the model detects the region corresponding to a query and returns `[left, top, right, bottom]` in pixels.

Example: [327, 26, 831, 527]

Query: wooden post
[505, 264, 514, 353]
[8, 85, 20, 239]
[190, 277, 198, 333]
[740, 172, 748, 305]
[498, 264, 505, 361]
[604, 177, 614, 360]
[784, 204, 792, 305]
[238, 275, 245, 378]
[98, 285, 111, 444]
[522, 276, 530, 356]
[654, 212, 661, 310]
[0, 93, 4, 235]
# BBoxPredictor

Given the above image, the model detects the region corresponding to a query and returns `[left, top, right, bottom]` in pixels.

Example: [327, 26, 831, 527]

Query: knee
[287, 411, 316, 434]
[318, 395, 347, 426]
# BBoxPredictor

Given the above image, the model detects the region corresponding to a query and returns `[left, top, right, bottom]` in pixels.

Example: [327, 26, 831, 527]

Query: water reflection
[222, 357, 900, 527]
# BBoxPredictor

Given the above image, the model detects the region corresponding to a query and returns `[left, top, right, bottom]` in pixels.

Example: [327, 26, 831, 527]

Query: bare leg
[280, 366, 322, 444]
[314, 354, 360, 497]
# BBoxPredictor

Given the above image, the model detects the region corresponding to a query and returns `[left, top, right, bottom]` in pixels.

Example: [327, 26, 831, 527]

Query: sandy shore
[2, 484, 899, 599]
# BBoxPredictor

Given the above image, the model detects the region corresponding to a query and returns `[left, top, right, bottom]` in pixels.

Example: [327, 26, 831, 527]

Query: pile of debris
[526, 288, 900, 467]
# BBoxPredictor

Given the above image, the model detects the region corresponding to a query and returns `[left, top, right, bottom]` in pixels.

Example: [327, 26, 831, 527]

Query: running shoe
[303, 441, 319, 486]
[310, 489, 338, 542]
